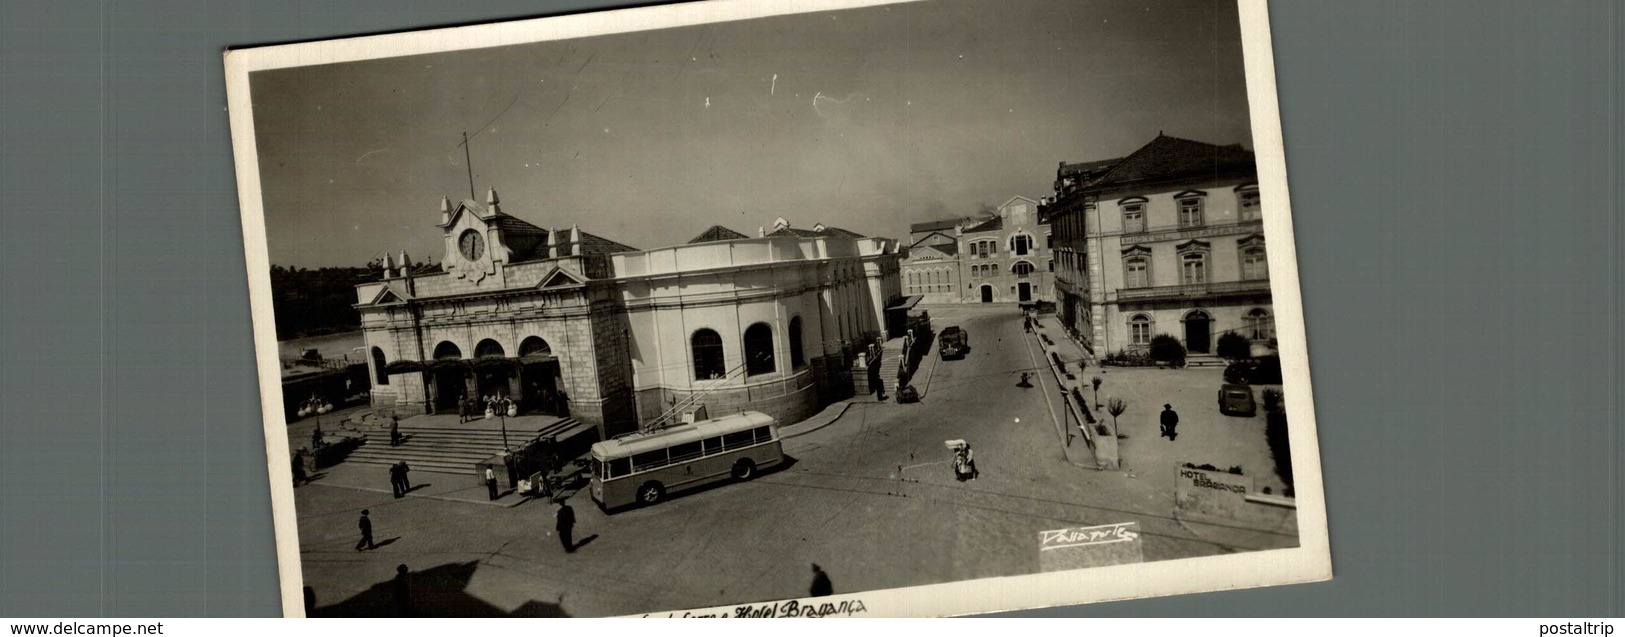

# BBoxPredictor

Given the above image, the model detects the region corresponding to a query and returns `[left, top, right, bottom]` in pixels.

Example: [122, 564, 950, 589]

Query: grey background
[0, 0, 1617, 618]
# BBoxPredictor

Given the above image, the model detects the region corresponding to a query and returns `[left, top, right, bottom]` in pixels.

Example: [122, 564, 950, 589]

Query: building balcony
[1111, 278, 1272, 304]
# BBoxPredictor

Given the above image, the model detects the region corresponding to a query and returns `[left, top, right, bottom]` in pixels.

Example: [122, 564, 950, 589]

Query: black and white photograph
[225, 0, 1330, 617]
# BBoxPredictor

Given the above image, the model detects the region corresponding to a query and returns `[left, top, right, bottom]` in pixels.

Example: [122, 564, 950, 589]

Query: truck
[938, 326, 968, 360]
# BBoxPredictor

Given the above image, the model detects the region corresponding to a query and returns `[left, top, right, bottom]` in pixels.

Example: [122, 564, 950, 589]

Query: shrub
[1228, 465, 1244, 475]
[1148, 335, 1186, 366]
[1251, 355, 1284, 384]
[1266, 407, 1293, 487]
[1216, 331, 1251, 361]
[1094, 423, 1109, 436]
[1261, 387, 1284, 413]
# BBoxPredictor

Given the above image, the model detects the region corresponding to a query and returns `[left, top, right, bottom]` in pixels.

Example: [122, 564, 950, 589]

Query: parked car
[938, 326, 968, 360]
[1218, 383, 1257, 417]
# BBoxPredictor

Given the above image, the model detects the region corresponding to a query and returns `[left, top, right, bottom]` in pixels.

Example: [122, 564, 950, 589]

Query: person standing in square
[484, 464, 499, 500]
[356, 510, 375, 551]
[555, 499, 577, 552]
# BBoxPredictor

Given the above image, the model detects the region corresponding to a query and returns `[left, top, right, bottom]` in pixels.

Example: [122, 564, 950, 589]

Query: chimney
[547, 228, 560, 259]
[486, 187, 501, 215]
[382, 253, 395, 279]
[398, 251, 411, 278]
[570, 224, 582, 256]
[440, 196, 452, 225]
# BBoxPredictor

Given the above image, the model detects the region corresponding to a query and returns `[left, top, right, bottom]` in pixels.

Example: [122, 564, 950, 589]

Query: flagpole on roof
[460, 131, 475, 202]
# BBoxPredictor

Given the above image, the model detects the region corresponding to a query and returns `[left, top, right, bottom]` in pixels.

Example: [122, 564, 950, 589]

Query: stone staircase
[1186, 354, 1228, 368]
[346, 418, 583, 474]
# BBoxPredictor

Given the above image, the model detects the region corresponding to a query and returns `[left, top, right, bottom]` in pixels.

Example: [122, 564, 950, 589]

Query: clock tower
[438, 187, 514, 286]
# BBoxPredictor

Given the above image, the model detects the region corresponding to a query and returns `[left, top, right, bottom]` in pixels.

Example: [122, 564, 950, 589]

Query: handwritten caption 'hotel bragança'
[642, 598, 869, 618]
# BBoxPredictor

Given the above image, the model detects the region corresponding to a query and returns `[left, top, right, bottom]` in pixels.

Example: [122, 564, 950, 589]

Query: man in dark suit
[1161, 404, 1180, 441]
[392, 564, 414, 617]
[555, 499, 577, 553]
[388, 464, 404, 498]
[356, 510, 375, 551]
[397, 461, 411, 493]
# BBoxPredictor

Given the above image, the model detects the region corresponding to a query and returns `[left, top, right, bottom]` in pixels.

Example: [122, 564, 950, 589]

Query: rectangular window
[753, 426, 773, 444]
[669, 441, 703, 463]
[702, 436, 723, 455]
[632, 449, 669, 472]
[1179, 199, 1204, 227]
[722, 430, 754, 450]
[607, 458, 631, 479]
[1182, 254, 1207, 285]
[1125, 259, 1149, 288]
[1123, 205, 1145, 233]
[1240, 191, 1261, 220]
[1048, 260, 1054, 272]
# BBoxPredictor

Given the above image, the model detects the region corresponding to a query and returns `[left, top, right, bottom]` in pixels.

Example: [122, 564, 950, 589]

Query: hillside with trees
[268, 264, 377, 340]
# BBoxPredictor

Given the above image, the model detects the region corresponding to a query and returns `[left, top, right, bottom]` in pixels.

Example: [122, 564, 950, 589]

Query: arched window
[789, 317, 806, 368]
[432, 341, 462, 360]
[1124, 256, 1150, 288]
[474, 339, 505, 359]
[691, 329, 725, 380]
[744, 323, 775, 375]
[1241, 246, 1268, 280]
[1245, 308, 1274, 340]
[371, 347, 389, 385]
[1129, 314, 1152, 346]
[1012, 261, 1035, 278]
[518, 336, 551, 359]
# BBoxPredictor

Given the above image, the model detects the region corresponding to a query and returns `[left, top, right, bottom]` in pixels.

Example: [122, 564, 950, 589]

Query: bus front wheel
[637, 482, 665, 505]
[732, 459, 757, 481]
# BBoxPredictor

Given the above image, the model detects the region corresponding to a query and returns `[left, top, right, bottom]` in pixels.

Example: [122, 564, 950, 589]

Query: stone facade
[1044, 135, 1274, 359]
[356, 192, 900, 439]
[901, 196, 1052, 305]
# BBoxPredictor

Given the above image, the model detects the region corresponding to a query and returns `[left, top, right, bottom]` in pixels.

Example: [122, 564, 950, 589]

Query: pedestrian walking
[809, 564, 833, 597]
[458, 394, 470, 423]
[388, 464, 404, 498]
[389, 416, 402, 447]
[291, 452, 308, 487]
[1160, 404, 1180, 441]
[355, 510, 375, 551]
[392, 564, 414, 617]
[397, 461, 410, 493]
[555, 499, 577, 552]
[485, 464, 499, 500]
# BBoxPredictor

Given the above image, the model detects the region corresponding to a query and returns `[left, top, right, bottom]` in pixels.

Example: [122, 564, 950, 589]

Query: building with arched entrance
[1044, 134, 1274, 359]
[356, 190, 901, 439]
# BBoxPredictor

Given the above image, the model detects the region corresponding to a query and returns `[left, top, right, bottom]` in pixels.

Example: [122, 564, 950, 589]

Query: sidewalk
[1030, 316, 1117, 470]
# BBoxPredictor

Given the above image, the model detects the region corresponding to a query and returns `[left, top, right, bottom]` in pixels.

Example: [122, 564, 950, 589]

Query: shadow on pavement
[312, 561, 573, 618]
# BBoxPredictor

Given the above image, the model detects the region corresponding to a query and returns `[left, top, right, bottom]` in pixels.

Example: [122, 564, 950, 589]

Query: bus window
[702, 437, 722, 455]
[722, 430, 753, 450]
[753, 426, 772, 443]
[607, 458, 630, 479]
[670, 441, 702, 463]
[591, 458, 602, 480]
[632, 449, 669, 471]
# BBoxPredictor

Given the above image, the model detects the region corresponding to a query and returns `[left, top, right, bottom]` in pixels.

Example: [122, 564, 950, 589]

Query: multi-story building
[959, 196, 1052, 304]
[1046, 134, 1272, 358]
[354, 190, 901, 438]
[902, 197, 1052, 304]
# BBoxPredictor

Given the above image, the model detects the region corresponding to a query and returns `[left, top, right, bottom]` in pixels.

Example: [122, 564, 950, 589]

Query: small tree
[1091, 376, 1103, 409]
[1148, 334, 1186, 367]
[1106, 396, 1127, 439]
[1216, 331, 1251, 361]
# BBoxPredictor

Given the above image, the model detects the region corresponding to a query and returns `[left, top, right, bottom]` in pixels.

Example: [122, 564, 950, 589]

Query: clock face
[459, 230, 485, 261]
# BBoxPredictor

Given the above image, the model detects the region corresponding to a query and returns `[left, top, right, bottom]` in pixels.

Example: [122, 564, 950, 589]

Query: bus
[589, 411, 783, 510]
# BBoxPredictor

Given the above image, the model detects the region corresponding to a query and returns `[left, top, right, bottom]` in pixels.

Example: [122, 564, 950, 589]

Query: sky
[251, 0, 1254, 268]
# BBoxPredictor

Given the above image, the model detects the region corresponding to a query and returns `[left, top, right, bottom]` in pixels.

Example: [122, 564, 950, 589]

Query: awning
[471, 356, 520, 371]
[887, 295, 923, 311]
[382, 360, 425, 374]
[517, 354, 557, 365]
[425, 359, 470, 372]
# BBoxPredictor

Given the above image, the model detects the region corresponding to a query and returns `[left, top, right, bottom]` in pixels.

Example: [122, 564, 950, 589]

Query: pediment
[537, 267, 586, 289]
[367, 286, 408, 306]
